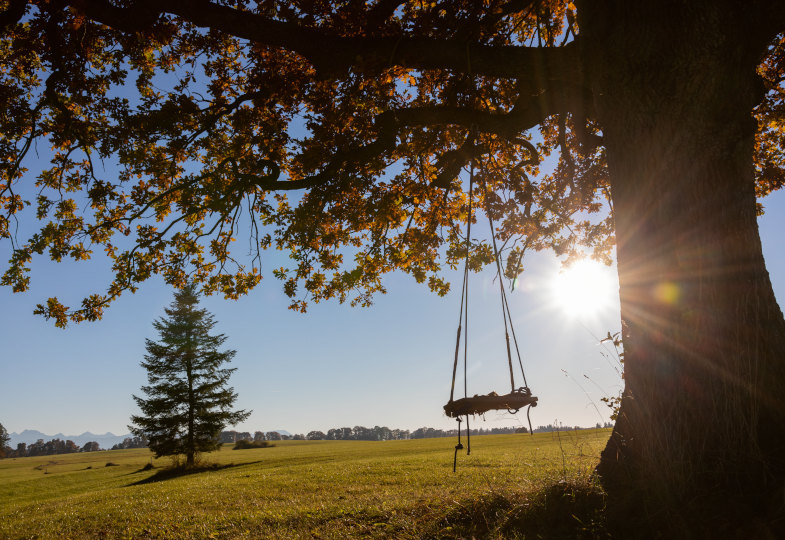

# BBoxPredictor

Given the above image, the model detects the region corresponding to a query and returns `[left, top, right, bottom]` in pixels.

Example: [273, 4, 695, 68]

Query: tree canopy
[2, 1, 779, 326]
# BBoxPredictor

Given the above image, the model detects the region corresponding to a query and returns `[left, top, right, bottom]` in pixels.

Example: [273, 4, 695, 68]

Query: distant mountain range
[8, 430, 132, 449]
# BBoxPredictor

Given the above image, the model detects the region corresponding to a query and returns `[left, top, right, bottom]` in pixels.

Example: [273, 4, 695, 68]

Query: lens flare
[653, 281, 681, 305]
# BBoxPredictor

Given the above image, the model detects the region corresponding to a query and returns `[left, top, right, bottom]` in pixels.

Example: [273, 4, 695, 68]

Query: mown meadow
[0, 429, 611, 538]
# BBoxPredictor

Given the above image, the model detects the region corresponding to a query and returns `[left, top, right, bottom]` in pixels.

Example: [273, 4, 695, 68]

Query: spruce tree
[130, 284, 250, 467]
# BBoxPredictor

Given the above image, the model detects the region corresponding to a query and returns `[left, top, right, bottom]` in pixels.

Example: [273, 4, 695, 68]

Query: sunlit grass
[0, 430, 610, 538]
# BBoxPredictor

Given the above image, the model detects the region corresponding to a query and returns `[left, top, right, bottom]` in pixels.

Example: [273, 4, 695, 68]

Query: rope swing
[445, 150, 538, 472]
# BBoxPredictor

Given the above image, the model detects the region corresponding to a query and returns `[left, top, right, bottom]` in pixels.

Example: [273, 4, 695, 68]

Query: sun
[551, 259, 616, 317]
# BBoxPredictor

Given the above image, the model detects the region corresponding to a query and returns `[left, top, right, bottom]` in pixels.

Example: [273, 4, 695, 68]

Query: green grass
[0, 429, 611, 538]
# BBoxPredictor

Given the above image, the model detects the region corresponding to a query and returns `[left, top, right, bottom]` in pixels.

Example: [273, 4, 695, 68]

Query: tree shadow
[425, 480, 608, 539]
[126, 460, 263, 486]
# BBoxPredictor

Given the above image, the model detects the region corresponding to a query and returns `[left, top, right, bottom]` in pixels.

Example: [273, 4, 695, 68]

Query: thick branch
[69, 0, 590, 195]
[275, 114, 400, 191]
[0, 0, 26, 32]
[433, 135, 485, 189]
[71, 0, 160, 33]
[240, 81, 589, 192]
[73, 0, 582, 84]
[390, 84, 593, 136]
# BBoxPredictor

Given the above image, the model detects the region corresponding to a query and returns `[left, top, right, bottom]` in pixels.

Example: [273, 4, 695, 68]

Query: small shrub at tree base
[233, 440, 274, 450]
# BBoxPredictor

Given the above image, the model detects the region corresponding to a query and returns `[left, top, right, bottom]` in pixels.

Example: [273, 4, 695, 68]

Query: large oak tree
[2, 0, 785, 533]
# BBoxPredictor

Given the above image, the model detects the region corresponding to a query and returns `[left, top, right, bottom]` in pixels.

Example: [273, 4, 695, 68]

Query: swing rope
[482, 180, 529, 390]
[449, 159, 475, 463]
[449, 160, 474, 404]
[479, 168, 535, 436]
[446, 139, 537, 472]
[448, 156, 533, 403]
[463, 161, 473, 456]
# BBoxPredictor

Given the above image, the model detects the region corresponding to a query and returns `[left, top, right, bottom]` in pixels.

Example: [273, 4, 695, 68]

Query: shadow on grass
[422, 481, 609, 539]
[126, 460, 263, 486]
[279, 480, 609, 539]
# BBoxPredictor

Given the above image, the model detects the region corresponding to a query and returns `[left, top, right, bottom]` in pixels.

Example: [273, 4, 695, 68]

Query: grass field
[0, 430, 611, 539]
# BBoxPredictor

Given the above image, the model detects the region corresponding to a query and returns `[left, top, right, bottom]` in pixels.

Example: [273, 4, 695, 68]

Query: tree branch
[72, 0, 581, 84]
[244, 83, 586, 193]
[69, 0, 161, 33]
[432, 134, 486, 189]
[0, 0, 26, 32]
[389, 82, 593, 136]
[66, 0, 590, 197]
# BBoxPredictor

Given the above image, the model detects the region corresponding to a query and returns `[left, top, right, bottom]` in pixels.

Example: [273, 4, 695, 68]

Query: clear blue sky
[1, 186, 784, 438]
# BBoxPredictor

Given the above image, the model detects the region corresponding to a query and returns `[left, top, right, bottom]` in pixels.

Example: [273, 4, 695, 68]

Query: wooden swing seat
[444, 389, 538, 418]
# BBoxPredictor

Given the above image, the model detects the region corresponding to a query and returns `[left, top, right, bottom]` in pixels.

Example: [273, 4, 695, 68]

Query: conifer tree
[130, 285, 250, 467]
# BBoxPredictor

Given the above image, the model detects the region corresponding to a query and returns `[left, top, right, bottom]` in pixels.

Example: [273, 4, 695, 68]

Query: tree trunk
[186, 359, 195, 468]
[186, 329, 195, 469]
[580, 1, 785, 534]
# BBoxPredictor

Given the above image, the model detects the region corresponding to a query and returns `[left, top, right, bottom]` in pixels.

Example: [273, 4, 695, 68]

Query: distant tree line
[531, 422, 614, 433]
[218, 423, 613, 443]
[407, 426, 533, 439]
[321, 426, 412, 440]
[217, 424, 594, 443]
[110, 435, 149, 450]
[0, 420, 614, 459]
[219, 430, 295, 443]
[4, 438, 104, 458]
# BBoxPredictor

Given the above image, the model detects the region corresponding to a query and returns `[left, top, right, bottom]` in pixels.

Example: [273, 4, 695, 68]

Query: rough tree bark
[581, 2, 785, 533]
